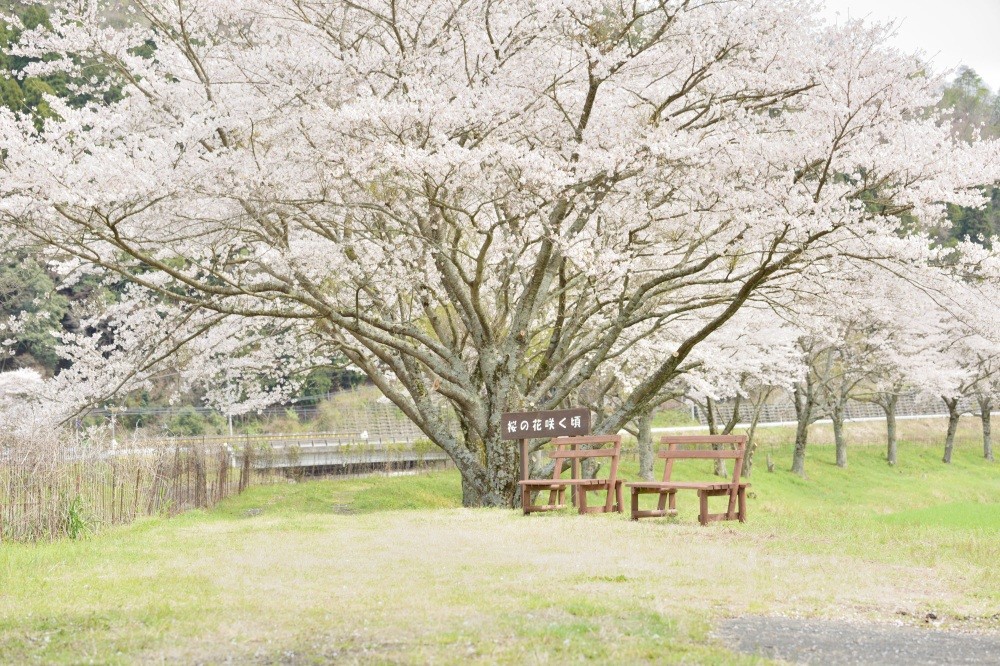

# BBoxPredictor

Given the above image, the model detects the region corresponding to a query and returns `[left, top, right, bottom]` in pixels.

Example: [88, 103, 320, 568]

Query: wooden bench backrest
[658, 435, 746, 489]
[548, 435, 622, 483]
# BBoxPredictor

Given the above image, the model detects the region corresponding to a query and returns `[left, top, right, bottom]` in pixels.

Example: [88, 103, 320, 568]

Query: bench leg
[630, 488, 681, 519]
[726, 488, 737, 520]
[578, 486, 588, 514]
[572, 460, 580, 507]
[522, 486, 532, 515]
[657, 490, 677, 513]
[615, 480, 624, 513]
[738, 485, 747, 523]
[698, 490, 708, 526]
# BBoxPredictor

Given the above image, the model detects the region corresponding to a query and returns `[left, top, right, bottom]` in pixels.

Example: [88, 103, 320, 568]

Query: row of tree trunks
[633, 387, 991, 488]
[797, 388, 999, 471]
[880, 391, 997, 466]
[941, 394, 998, 464]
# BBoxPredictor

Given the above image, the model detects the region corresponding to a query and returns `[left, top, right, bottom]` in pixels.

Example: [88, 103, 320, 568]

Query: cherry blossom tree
[0, 367, 46, 431]
[865, 266, 1000, 465]
[838, 277, 958, 466]
[2, 0, 999, 505]
[0, 367, 43, 397]
[966, 343, 999, 463]
[680, 307, 801, 476]
[935, 332, 1000, 464]
[804, 276, 935, 469]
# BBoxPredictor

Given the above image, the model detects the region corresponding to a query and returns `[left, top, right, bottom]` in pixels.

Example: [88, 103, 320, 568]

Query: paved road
[716, 617, 1000, 665]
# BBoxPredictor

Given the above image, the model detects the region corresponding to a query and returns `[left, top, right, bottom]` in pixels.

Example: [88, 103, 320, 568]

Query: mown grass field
[1, 417, 998, 664]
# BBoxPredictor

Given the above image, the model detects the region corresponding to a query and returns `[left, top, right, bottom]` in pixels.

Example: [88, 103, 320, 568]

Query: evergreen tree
[940, 67, 999, 246]
[0, 254, 69, 374]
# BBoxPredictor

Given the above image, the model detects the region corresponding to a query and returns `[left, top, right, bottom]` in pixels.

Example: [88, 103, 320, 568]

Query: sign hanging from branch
[500, 408, 591, 440]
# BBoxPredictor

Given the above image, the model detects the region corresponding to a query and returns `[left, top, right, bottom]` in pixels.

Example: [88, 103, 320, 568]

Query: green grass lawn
[1, 422, 999, 664]
[650, 407, 701, 428]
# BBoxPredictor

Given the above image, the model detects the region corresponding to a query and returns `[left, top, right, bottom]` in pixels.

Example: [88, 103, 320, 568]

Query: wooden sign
[500, 408, 591, 440]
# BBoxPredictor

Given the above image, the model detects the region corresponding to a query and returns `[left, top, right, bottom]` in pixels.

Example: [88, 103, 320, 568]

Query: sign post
[500, 408, 591, 483]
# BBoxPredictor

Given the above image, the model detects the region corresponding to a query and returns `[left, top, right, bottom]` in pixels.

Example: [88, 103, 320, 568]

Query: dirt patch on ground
[716, 616, 1000, 665]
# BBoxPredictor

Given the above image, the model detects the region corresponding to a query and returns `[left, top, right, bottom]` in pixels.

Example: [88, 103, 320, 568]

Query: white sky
[821, 0, 1000, 91]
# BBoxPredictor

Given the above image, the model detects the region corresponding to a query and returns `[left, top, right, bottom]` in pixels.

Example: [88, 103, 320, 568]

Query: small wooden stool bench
[519, 435, 624, 515]
[626, 435, 749, 525]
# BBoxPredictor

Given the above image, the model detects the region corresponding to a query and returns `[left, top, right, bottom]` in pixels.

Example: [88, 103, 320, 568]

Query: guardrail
[126, 432, 450, 475]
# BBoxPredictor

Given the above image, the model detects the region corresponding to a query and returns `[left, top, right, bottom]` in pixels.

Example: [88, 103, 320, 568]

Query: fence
[0, 429, 451, 543]
[0, 434, 285, 543]
[693, 393, 980, 426]
[86, 390, 429, 442]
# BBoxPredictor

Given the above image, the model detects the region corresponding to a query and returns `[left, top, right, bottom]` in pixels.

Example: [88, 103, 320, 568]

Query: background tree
[854, 281, 958, 466]
[938, 67, 1000, 248]
[0, 253, 69, 373]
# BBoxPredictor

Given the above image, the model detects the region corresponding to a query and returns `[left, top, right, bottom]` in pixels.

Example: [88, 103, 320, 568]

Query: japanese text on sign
[500, 408, 591, 440]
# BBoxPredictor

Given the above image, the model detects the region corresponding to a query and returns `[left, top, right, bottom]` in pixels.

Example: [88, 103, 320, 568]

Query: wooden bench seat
[520, 478, 614, 486]
[627, 435, 749, 525]
[519, 435, 624, 515]
[628, 481, 750, 491]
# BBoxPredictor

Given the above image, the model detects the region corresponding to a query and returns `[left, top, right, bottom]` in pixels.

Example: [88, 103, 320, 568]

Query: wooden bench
[519, 435, 624, 515]
[626, 435, 749, 525]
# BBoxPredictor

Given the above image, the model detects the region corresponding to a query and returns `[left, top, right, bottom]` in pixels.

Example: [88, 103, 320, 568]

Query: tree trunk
[942, 396, 961, 464]
[742, 388, 774, 479]
[978, 395, 993, 462]
[637, 412, 654, 481]
[705, 397, 718, 434]
[706, 396, 737, 477]
[489, 437, 522, 505]
[883, 395, 899, 466]
[832, 403, 847, 468]
[790, 384, 812, 477]
[704, 397, 723, 477]
[462, 475, 483, 507]
[742, 404, 761, 478]
[445, 432, 520, 508]
[791, 417, 809, 477]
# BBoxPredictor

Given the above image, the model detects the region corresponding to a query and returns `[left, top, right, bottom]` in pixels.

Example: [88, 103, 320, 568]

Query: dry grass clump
[0, 430, 277, 542]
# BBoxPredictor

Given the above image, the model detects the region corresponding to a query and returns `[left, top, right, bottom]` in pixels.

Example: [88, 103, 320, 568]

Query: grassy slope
[1, 422, 998, 664]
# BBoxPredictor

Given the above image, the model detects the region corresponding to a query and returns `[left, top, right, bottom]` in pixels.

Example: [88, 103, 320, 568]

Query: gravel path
[716, 617, 1000, 665]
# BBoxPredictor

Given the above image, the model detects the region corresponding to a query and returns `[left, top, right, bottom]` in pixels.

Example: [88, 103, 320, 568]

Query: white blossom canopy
[1, 0, 998, 503]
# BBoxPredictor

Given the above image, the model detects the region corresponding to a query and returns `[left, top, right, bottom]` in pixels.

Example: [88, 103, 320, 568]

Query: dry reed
[0, 431, 281, 543]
